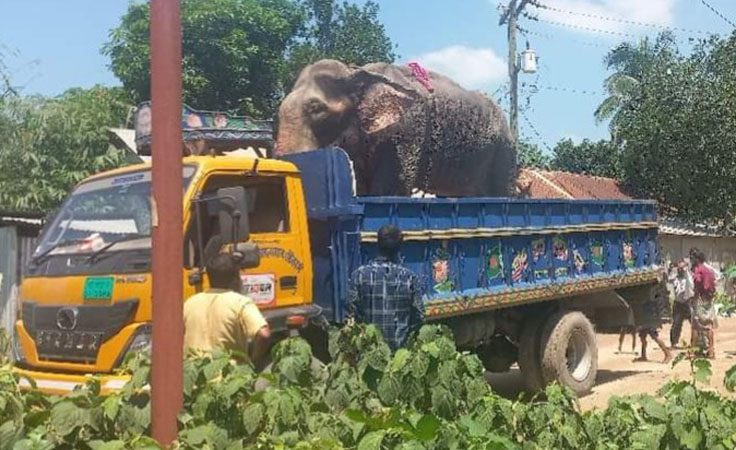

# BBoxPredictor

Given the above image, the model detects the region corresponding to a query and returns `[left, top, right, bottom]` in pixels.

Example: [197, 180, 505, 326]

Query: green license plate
[83, 277, 115, 300]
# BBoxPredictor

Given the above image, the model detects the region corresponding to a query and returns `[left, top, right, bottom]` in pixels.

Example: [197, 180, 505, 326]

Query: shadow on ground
[484, 367, 649, 400]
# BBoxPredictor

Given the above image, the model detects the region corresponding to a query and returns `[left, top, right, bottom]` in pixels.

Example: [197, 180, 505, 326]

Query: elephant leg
[425, 148, 497, 197]
[367, 141, 407, 196]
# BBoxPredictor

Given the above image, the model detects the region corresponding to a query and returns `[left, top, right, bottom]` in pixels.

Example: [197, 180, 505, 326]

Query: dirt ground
[486, 316, 736, 410]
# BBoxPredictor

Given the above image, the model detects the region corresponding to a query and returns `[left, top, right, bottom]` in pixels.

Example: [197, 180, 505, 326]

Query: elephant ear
[351, 69, 420, 135]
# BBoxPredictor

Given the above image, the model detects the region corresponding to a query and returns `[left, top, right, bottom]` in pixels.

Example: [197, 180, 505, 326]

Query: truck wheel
[540, 311, 598, 396]
[518, 313, 547, 392]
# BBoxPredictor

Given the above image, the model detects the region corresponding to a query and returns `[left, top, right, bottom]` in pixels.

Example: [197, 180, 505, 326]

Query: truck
[13, 106, 664, 396]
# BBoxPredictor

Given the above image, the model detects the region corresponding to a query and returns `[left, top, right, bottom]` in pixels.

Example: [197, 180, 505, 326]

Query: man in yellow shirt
[184, 252, 271, 363]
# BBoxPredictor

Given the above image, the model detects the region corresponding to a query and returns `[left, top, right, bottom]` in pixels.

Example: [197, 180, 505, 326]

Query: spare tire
[540, 311, 598, 396]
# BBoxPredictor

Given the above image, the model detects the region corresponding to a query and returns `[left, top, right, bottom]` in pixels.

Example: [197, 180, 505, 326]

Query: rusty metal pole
[150, 0, 183, 445]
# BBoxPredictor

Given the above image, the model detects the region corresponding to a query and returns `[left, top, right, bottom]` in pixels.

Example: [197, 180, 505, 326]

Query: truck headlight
[118, 324, 151, 367]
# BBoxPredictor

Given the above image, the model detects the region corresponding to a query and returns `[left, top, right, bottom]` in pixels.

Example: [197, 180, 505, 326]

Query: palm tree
[596, 34, 677, 140]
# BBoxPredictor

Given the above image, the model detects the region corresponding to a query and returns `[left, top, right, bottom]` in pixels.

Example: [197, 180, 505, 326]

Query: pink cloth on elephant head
[407, 62, 434, 92]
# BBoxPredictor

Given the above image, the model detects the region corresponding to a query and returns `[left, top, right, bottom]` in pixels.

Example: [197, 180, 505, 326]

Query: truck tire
[517, 313, 547, 392]
[540, 311, 598, 396]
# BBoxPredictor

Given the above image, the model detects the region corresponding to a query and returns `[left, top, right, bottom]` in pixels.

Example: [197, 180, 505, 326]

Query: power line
[522, 82, 604, 97]
[520, 109, 553, 152]
[533, 17, 646, 38]
[517, 26, 609, 48]
[697, 0, 736, 29]
[531, 17, 702, 46]
[530, 1, 711, 35]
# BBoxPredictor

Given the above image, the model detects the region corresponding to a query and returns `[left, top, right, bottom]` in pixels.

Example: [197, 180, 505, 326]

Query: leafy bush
[2, 324, 736, 449]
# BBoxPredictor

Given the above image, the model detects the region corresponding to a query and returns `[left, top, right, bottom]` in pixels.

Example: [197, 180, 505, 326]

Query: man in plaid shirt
[348, 225, 425, 351]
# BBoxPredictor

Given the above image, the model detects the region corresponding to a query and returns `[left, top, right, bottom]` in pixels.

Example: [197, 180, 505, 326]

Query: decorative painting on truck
[552, 236, 569, 277]
[623, 232, 636, 268]
[432, 242, 454, 293]
[531, 238, 549, 280]
[591, 241, 605, 269]
[485, 244, 504, 282]
[511, 249, 529, 283]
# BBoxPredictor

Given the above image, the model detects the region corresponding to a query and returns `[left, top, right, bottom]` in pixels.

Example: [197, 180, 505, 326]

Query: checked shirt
[348, 256, 425, 351]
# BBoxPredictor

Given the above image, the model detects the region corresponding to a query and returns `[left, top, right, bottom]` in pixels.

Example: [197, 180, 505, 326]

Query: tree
[595, 34, 677, 139]
[287, 0, 396, 85]
[550, 138, 621, 179]
[103, 0, 305, 117]
[517, 140, 550, 169]
[103, 0, 396, 117]
[0, 86, 133, 212]
[612, 33, 736, 226]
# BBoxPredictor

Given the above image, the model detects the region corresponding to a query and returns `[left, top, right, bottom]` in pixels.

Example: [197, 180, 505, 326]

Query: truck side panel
[280, 148, 661, 324]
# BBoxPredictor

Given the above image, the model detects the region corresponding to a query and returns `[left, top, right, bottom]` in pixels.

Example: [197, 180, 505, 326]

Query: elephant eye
[306, 99, 328, 115]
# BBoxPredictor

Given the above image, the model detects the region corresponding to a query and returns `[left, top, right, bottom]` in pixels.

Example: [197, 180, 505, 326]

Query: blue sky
[1, 0, 735, 152]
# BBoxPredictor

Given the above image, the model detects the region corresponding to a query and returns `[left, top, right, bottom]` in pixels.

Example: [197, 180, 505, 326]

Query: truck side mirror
[216, 186, 251, 243]
[233, 242, 260, 269]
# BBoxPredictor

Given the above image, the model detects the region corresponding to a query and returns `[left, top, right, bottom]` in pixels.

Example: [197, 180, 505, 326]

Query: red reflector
[286, 315, 306, 327]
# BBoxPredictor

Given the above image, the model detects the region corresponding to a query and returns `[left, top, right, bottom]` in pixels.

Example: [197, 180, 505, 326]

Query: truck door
[188, 173, 307, 309]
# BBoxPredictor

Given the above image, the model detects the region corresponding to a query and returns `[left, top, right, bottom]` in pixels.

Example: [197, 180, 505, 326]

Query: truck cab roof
[84, 154, 301, 184]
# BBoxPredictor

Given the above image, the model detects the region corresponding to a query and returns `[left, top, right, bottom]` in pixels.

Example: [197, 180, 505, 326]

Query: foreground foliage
[2, 324, 736, 449]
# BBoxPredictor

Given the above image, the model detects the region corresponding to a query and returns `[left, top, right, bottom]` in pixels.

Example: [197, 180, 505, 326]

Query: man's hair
[207, 253, 240, 290]
[689, 247, 706, 264]
[377, 225, 402, 257]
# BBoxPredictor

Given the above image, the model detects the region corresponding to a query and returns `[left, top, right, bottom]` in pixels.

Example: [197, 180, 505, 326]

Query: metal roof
[658, 217, 730, 238]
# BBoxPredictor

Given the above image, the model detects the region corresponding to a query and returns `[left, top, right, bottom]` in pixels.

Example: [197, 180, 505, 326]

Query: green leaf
[357, 430, 386, 450]
[377, 374, 401, 405]
[389, 349, 411, 372]
[413, 414, 441, 441]
[50, 400, 91, 437]
[102, 395, 120, 422]
[88, 441, 126, 450]
[693, 358, 712, 385]
[242, 403, 265, 435]
[724, 364, 736, 392]
[681, 426, 703, 450]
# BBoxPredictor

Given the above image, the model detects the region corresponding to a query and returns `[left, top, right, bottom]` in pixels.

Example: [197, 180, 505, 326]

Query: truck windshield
[34, 165, 197, 259]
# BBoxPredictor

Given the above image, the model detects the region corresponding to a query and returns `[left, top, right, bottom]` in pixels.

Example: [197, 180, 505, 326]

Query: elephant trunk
[275, 93, 320, 155]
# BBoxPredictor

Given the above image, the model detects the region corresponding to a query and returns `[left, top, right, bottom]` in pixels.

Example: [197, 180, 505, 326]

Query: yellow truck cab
[14, 155, 318, 393]
[14, 105, 323, 393]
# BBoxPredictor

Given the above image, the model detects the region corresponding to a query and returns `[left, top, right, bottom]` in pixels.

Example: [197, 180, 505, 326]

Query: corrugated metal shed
[0, 212, 42, 336]
[658, 217, 729, 237]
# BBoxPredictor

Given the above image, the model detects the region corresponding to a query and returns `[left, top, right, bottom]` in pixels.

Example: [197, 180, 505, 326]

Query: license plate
[83, 277, 114, 300]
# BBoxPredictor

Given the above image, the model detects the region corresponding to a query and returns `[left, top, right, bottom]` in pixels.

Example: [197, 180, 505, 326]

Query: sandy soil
[485, 316, 736, 410]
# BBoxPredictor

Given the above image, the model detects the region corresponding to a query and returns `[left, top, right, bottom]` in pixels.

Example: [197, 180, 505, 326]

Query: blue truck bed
[281, 148, 661, 323]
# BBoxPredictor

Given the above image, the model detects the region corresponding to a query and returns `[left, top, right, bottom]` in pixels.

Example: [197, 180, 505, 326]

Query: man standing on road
[690, 248, 717, 358]
[184, 253, 271, 362]
[669, 260, 694, 348]
[348, 225, 424, 351]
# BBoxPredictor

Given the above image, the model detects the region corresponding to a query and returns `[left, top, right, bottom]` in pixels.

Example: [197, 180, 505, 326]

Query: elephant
[276, 59, 517, 197]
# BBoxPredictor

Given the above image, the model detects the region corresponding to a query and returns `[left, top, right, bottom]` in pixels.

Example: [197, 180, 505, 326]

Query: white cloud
[411, 45, 507, 90]
[530, 0, 677, 35]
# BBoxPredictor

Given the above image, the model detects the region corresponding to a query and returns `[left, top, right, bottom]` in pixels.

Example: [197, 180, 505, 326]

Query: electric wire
[529, 1, 712, 35]
[697, 0, 736, 29]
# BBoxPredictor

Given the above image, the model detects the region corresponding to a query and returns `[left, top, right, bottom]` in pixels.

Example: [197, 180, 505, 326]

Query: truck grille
[21, 300, 138, 363]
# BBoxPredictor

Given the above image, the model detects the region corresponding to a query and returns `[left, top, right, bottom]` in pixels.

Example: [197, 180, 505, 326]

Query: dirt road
[486, 316, 736, 410]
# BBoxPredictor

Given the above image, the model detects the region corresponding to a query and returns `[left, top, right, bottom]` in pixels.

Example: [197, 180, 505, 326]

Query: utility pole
[500, 0, 530, 146]
[150, 0, 183, 445]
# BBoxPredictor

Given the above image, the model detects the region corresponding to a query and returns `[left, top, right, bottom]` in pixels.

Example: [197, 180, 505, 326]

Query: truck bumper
[13, 367, 130, 396]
